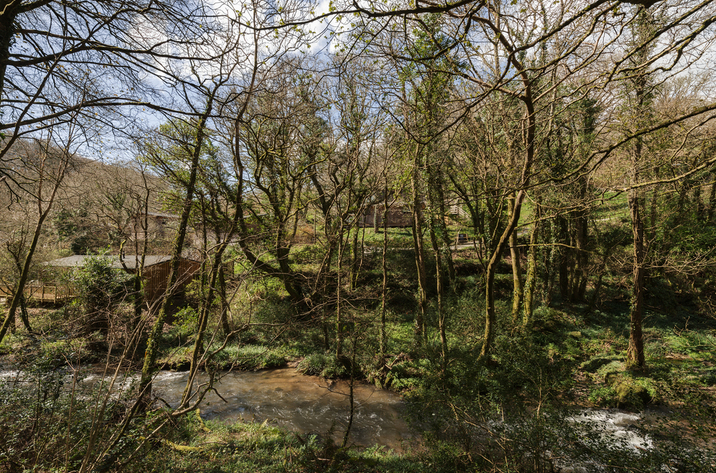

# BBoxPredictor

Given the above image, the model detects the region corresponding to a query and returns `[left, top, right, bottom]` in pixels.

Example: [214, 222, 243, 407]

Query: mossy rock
[167, 359, 191, 371]
[595, 360, 625, 381]
[581, 356, 621, 373]
[700, 367, 716, 386]
[611, 376, 653, 410]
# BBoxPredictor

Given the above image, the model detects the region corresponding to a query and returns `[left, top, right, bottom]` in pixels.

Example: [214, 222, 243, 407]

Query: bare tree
[0, 128, 77, 343]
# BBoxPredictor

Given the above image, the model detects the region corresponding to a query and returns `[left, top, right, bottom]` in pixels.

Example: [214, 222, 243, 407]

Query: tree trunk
[508, 194, 523, 321]
[350, 224, 360, 291]
[429, 217, 447, 369]
[336, 221, 347, 359]
[558, 216, 570, 300]
[411, 161, 427, 347]
[380, 187, 389, 360]
[625, 12, 651, 369]
[480, 190, 526, 360]
[218, 263, 230, 336]
[139, 102, 213, 403]
[707, 173, 716, 221]
[523, 214, 539, 327]
[0, 200, 53, 344]
[570, 178, 590, 302]
[627, 189, 646, 369]
[0, 5, 18, 102]
[18, 295, 32, 333]
[182, 245, 228, 406]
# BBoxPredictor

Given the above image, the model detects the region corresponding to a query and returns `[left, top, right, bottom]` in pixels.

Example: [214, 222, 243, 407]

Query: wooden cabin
[357, 203, 415, 229]
[127, 212, 180, 242]
[45, 254, 200, 302]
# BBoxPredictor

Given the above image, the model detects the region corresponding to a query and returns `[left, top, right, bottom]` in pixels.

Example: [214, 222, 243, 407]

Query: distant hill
[0, 138, 171, 258]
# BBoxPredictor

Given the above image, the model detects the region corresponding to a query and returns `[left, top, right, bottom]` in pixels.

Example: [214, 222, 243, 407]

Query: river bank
[2, 295, 716, 473]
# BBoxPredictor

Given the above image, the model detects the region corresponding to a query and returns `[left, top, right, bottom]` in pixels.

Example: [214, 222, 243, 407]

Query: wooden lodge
[45, 254, 200, 302]
[127, 212, 180, 242]
[357, 199, 468, 230]
[357, 203, 414, 229]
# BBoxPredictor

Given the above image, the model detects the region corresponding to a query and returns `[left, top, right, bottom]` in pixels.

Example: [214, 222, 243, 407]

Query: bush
[297, 353, 347, 378]
[73, 254, 133, 338]
[0, 367, 137, 472]
[40, 338, 92, 367]
[209, 344, 286, 371]
[162, 306, 199, 346]
[290, 244, 324, 264]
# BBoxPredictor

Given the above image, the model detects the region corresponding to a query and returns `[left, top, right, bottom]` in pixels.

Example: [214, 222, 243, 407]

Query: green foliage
[251, 285, 295, 325]
[296, 353, 347, 378]
[74, 254, 133, 314]
[209, 344, 287, 371]
[588, 385, 618, 406]
[384, 357, 432, 391]
[0, 368, 137, 472]
[289, 243, 324, 265]
[162, 306, 199, 346]
[71, 254, 133, 339]
[40, 338, 92, 367]
[133, 415, 428, 473]
[664, 330, 716, 358]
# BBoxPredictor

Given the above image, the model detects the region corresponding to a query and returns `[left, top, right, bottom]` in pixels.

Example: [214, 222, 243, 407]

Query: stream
[1, 366, 658, 456]
[152, 368, 415, 450]
[0, 366, 416, 451]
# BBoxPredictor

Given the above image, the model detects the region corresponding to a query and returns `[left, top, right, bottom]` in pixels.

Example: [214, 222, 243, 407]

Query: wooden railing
[0, 283, 76, 304]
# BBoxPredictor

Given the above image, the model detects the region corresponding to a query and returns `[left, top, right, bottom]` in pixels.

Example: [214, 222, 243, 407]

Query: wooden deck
[0, 283, 77, 304]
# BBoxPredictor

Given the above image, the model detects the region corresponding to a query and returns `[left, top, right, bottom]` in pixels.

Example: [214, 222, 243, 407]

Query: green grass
[209, 344, 288, 370]
[138, 415, 430, 473]
[592, 190, 630, 221]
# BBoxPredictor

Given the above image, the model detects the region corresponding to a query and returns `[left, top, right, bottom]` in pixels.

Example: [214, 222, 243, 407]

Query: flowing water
[2, 366, 658, 455]
[152, 368, 416, 450]
[1, 366, 416, 450]
[567, 410, 653, 451]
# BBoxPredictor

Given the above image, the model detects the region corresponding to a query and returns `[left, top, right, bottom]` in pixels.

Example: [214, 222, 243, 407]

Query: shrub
[209, 344, 286, 371]
[0, 367, 137, 472]
[162, 306, 199, 346]
[297, 353, 347, 378]
[73, 254, 133, 338]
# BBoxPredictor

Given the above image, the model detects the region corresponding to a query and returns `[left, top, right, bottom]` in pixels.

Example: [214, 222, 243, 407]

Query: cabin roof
[45, 255, 175, 269]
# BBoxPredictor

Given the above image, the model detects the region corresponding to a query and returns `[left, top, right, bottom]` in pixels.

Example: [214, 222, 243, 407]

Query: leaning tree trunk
[0, 158, 66, 344]
[480, 190, 526, 360]
[0, 221, 43, 343]
[139, 101, 214, 403]
[480, 57, 535, 360]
